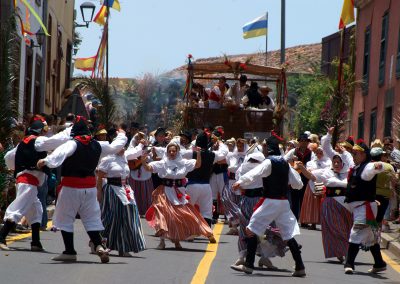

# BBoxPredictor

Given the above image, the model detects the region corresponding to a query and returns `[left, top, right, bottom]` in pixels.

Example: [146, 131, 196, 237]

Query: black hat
[154, 127, 166, 137]
[27, 120, 45, 135]
[266, 131, 284, 156]
[179, 130, 192, 141]
[212, 129, 222, 138]
[196, 131, 209, 149]
[239, 75, 247, 83]
[70, 116, 90, 137]
[298, 133, 311, 142]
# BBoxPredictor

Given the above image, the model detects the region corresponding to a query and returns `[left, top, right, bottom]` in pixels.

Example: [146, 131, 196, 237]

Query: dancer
[142, 142, 215, 249]
[97, 145, 146, 256]
[343, 141, 386, 274]
[36, 117, 127, 263]
[231, 135, 306, 277]
[0, 119, 69, 251]
[297, 154, 352, 262]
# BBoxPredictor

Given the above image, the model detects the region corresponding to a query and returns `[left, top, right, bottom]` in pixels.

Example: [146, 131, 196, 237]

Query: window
[358, 113, 364, 140]
[24, 47, 33, 113]
[65, 42, 72, 92]
[396, 27, 400, 77]
[362, 26, 371, 94]
[34, 56, 42, 113]
[384, 106, 392, 137]
[378, 12, 389, 86]
[46, 15, 52, 82]
[370, 109, 377, 143]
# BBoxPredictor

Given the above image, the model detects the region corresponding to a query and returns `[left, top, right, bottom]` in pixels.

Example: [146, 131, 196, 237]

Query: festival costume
[145, 149, 213, 245]
[344, 157, 386, 274]
[0, 127, 70, 251]
[208, 86, 224, 109]
[311, 167, 352, 259]
[42, 121, 127, 263]
[299, 155, 331, 226]
[127, 142, 154, 216]
[98, 151, 146, 255]
[232, 137, 306, 277]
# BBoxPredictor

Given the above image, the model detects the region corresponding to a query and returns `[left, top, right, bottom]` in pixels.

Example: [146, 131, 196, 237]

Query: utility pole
[280, 0, 286, 64]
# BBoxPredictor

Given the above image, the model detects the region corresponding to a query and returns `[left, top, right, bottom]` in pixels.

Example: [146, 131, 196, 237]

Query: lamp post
[75, 1, 95, 28]
[30, 28, 46, 48]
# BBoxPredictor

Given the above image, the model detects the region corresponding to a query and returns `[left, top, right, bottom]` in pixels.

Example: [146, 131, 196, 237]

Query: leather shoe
[52, 253, 77, 262]
[292, 269, 306, 277]
[230, 264, 253, 274]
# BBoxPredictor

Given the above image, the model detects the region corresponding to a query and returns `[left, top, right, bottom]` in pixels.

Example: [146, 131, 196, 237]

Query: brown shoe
[208, 235, 217, 243]
[96, 245, 110, 263]
[230, 264, 253, 274]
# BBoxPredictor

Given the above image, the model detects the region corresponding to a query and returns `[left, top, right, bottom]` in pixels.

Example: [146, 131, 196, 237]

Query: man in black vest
[231, 134, 306, 277]
[37, 116, 127, 263]
[343, 141, 386, 274]
[0, 119, 70, 251]
[186, 131, 225, 230]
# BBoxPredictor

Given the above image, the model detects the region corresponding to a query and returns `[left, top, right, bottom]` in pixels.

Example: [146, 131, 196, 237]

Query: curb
[381, 232, 400, 259]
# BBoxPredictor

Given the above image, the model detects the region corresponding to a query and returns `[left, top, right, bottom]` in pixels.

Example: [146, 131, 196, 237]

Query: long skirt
[128, 177, 154, 216]
[221, 180, 242, 225]
[101, 184, 146, 254]
[146, 186, 213, 241]
[321, 197, 352, 258]
[299, 185, 322, 225]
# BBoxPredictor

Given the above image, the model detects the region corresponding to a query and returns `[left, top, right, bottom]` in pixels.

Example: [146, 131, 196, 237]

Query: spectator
[258, 86, 275, 110]
[243, 82, 262, 108]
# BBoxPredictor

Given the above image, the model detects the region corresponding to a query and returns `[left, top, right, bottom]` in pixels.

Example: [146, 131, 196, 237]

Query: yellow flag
[20, 0, 50, 36]
[339, 0, 355, 29]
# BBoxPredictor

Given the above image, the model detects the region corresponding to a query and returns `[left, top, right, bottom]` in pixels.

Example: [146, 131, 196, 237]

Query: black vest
[61, 139, 101, 177]
[213, 162, 228, 174]
[295, 148, 312, 189]
[262, 156, 289, 199]
[14, 136, 47, 177]
[345, 162, 377, 203]
[186, 150, 216, 182]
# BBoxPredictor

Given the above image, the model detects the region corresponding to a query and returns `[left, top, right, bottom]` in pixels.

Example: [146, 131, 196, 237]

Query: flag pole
[280, 0, 285, 64]
[265, 12, 268, 66]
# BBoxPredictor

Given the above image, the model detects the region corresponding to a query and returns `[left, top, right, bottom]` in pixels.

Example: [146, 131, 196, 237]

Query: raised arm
[99, 131, 127, 157]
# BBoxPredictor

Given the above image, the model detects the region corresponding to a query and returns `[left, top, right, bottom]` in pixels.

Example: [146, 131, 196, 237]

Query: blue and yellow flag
[103, 0, 120, 12]
[242, 14, 267, 39]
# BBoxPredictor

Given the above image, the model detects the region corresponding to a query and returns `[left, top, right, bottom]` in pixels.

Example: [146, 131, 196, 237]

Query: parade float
[183, 55, 288, 139]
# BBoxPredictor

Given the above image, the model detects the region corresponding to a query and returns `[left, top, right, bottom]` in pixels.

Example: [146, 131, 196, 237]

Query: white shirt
[237, 158, 303, 190]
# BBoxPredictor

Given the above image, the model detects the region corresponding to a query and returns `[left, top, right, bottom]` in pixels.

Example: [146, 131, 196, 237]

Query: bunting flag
[20, 0, 50, 36]
[92, 23, 108, 78]
[75, 56, 97, 71]
[242, 14, 268, 39]
[103, 0, 121, 12]
[339, 0, 355, 29]
[94, 5, 108, 26]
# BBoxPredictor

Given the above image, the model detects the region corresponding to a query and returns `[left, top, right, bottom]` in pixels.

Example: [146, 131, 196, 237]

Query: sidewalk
[381, 221, 400, 259]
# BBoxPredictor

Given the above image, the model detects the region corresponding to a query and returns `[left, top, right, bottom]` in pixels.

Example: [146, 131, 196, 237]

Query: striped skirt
[221, 180, 242, 224]
[101, 184, 146, 254]
[147, 186, 213, 241]
[128, 177, 154, 216]
[238, 196, 261, 253]
[321, 197, 352, 259]
[299, 185, 322, 224]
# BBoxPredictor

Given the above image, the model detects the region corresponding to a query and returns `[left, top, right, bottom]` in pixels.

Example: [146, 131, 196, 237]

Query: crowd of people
[190, 75, 275, 111]
[0, 114, 399, 277]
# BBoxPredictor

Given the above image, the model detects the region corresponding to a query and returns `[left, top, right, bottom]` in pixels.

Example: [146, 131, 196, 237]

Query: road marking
[6, 221, 53, 245]
[382, 251, 400, 274]
[190, 222, 224, 284]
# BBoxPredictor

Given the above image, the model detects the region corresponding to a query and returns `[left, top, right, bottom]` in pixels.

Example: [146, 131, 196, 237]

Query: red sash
[16, 173, 39, 186]
[61, 176, 96, 188]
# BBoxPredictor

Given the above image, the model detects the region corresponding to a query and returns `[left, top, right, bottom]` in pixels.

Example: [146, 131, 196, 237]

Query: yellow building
[45, 0, 75, 114]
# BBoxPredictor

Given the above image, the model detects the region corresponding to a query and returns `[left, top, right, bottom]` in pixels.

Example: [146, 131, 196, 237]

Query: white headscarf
[162, 142, 186, 169]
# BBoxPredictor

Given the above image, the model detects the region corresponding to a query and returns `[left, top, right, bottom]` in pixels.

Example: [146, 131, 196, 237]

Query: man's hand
[328, 127, 334, 135]
[117, 128, 126, 135]
[374, 162, 383, 170]
[37, 159, 46, 169]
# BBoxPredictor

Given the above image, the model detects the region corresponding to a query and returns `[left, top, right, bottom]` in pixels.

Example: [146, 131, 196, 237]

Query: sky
[73, 0, 346, 78]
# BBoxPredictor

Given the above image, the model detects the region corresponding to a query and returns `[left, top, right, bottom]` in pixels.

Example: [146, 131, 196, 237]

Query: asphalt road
[1, 219, 399, 284]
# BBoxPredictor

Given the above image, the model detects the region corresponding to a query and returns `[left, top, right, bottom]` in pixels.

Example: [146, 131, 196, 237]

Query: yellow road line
[6, 221, 53, 245]
[191, 222, 224, 284]
[382, 251, 400, 274]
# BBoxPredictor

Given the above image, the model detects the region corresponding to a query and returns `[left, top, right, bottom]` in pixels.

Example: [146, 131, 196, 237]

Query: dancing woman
[141, 142, 215, 249]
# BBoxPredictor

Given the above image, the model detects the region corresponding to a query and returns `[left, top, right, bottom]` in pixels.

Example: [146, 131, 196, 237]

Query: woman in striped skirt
[297, 154, 352, 262]
[299, 146, 331, 229]
[127, 132, 154, 216]
[97, 147, 146, 257]
[141, 142, 215, 250]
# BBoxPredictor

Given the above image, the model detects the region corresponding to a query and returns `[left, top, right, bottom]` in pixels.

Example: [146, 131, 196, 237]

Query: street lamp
[75, 1, 96, 28]
[30, 28, 46, 48]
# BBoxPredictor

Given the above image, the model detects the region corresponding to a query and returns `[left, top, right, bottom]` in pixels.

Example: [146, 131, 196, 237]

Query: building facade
[351, 0, 400, 143]
[0, 0, 74, 119]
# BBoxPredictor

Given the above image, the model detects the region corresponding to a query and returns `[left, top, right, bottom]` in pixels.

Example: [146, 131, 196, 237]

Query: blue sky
[73, 0, 345, 78]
